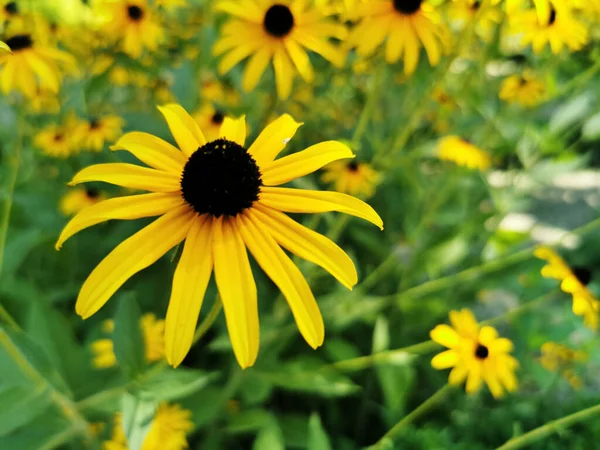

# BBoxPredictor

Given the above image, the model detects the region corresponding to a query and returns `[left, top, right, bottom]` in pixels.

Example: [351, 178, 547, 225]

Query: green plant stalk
[0, 304, 19, 329]
[369, 384, 454, 449]
[496, 403, 600, 450]
[351, 67, 385, 147]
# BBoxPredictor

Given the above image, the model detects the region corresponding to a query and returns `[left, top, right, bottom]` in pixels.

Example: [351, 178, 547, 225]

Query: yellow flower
[103, 403, 193, 450]
[534, 246, 599, 330]
[60, 188, 106, 216]
[91, 313, 165, 369]
[321, 160, 381, 198]
[509, 4, 588, 54]
[193, 104, 229, 142]
[448, 0, 503, 42]
[430, 309, 519, 398]
[348, 0, 446, 75]
[438, 136, 491, 171]
[539, 341, 587, 389]
[100, 0, 164, 58]
[213, 0, 347, 99]
[499, 71, 545, 107]
[56, 105, 383, 369]
[0, 29, 76, 99]
[78, 115, 125, 152]
[34, 123, 80, 158]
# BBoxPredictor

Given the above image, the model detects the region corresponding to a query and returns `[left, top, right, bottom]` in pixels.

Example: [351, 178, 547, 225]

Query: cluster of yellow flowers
[539, 341, 587, 390]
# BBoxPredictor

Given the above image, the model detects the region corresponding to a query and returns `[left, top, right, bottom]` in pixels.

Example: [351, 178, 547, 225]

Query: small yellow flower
[321, 160, 381, 198]
[103, 403, 193, 450]
[78, 115, 125, 152]
[448, 0, 503, 42]
[430, 309, 519, 398]
[34, 124, 80, 158]
[60, 188, 106, 216]
[534, 247, 599, 330]
[438, 136, 491, 171]
[193, 104, 229, 142]
[499, 72, 546, 107]
[91, 313, 165, 369]
[539, 341, 587, 389]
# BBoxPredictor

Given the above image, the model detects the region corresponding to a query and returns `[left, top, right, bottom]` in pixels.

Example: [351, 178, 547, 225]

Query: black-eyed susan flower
[430, 308, 519, 398]
[509, 4, 588, 54]
[60, 187, 106, 216]
[499, 71, 545, 107]
[0, 1, 22, 24]
[91, 314, 165, 369]
[193, 104, 229, 142]
[448, 0, 502, 42]
[539, 341, 587, 389]
[34, 123, 80, 158]
[534, 246, 599, 330]
[321, 160, 381, 198]
[348, 0, 446, 75]
[438, 136, 491, 171]
[213, 0, 347, 99]
[56, 105, 383, 369]
[104, 403, 193, 450]
[0, 29, 76, 99]
[78, 115, 124, 152]
[100, 0, 163, 57]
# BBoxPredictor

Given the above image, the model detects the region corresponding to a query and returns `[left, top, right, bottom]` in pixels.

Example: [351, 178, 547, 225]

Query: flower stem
[369, 384, 454, 449]
[0, 304, 19, 329]
[495, 403, 600, 450]
[351, 67, 384, 148]
[193, 294, 222, 344]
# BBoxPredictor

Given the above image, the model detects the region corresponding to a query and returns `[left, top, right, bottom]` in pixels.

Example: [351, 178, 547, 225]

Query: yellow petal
[0, 41, 11, 53]
[76, 206, 194, 319]
[69, 163, 181, 193]
[403, 24, 420, 75]
[261, 141, 354, 186]
[489, 338, 514, 354]
[238, 210, 324, 349]
[214, 0, 263, 22]
[465, 365, 482, 394]
[111, 132, 187, 173]
[253, 204, 357, 289]
[478, 326, 499, 346]
[259, 187, 383, 230]
[212, 217, 259, 369]
[429, 324, 459, 348]
[157, 104, 206, 158]
[242, 47, 272, 92]
[483, 372, 504, 399]
[431, 350, 458, 369]
[218, 42, 256, 75]
[56, 193, 185, 250]
[448, 364, 468, 385]
[450, 309, 479, 338]
[220, 115, 246, 146]
[165, 216, 214, 367]
[284, 39, 314, 82]
[273, 47, 294, 100]
[248, 114, 303, 167]
[24, 52, 60, 92]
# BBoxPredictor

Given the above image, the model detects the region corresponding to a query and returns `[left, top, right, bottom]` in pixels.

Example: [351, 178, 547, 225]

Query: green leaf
[0, 385, 53, 436]
[252, 422, 285, 450]
[139, 368, 218, 402]
[582, 111, 600, 141]
[308, 413, 332, 450]
[226, 410, 275, 434]
[113, 294, 145, 379]
[121, 392, 157, 450]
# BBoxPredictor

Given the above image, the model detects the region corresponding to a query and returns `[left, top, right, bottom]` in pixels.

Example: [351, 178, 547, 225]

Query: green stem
[547, 58, 600, 104]
[351, 67, 384, 147]
[193, 295, 222, 344]
[0, 304, 19, 329]
[369, 384, 454, 449]
[496, 403, 600, 450]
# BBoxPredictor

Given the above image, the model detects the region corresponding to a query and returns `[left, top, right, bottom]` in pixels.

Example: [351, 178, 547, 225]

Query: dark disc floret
[89, 118, 100, 129]
[180, 139, 262, 217]
[4, 2, 18, 14]
[211, 111, 225, 125]
[5, 34, 32, 51]
[393, 0, 422, 15]
[572, 266, 592, 286]
[127, 4, 144, 21]
[475, 344, 489, 359]
[470, 0, 481, 10]
[547, 7, 556, 25]
[263, 4, 294, 38]
[86, 187, 100, 199]
[347, 160, 359, 172]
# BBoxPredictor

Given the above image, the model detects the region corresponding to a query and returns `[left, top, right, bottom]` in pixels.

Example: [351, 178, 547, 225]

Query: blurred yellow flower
[534, 247, 599, 330]
[214, 0, 347, 99]
[448, 0, 503, 42]
[193, 104, 228, 142]
[348, 0, 446, 75]
[60, 188, 106, 216]
[499, 71, 545, 107]
[78, 115, 125, 152]
[34, 123, 80, 158]
[438, 136, 491, 171]
[321, 160, 381, 198]
[56, 105, 383, 369]
[430, 308, 519, 398]
[91, 313, 165, 369]
[103, 403, 193, 450]
[539, 341, 587, 389]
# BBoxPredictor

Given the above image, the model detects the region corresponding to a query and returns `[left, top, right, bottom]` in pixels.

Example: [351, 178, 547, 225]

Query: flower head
[430, 309, 519, 398]
[60, 187, 106, 216]
[499, 72, 545, 107]
[193, 104, 232, 142]
[438, 136, 491, 171]
[539, 341, 587, 390]
[34, 123, 80, 158]
[321, 160, 381, 198]
[534, 246, 599, 330]
[78, 115, 125, 152]
[214, 0, 347, 99]
[57, 104, 383, 369]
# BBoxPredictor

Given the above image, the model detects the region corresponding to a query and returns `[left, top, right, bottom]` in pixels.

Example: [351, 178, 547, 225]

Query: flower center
[4, 2, 18, 14]
[211, 111, 225, 125]
[86, 187, 100, 199]
[180, 139, 262, 217]
[263, 4, 294, 38]
[475, 344, 489, 359]
[4, 34, 32, 51]
[393, 0, 422, 15]
[127, 4, 144, 21]
[572, 266, 592, 286]
[470, 0, 481, 10]
[347, 161, 359, 172]
[89, 118, 100, 130]
[547, 7, 556, 26]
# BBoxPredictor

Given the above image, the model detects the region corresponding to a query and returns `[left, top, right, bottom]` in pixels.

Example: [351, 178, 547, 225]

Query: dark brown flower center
[393, 0, 422, 15]
[211, 111, 225, 125]
[475, 344, 489, 359]
[127, 4, 144, 21]
[263, 4, 294, 38]
[4, 2, 18, 15]
[572, 266, 592, 286]
[347, 161, 359, 172]
[547, 7, 556, 26]
[180, 139, 262, 217]
[89, 118, 100, 130]
[86, 187, 100, 199]
[4, 34, 32, 51]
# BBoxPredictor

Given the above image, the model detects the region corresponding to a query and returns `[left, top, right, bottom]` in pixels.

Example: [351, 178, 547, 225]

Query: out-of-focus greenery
[1, 0, 600, 449]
